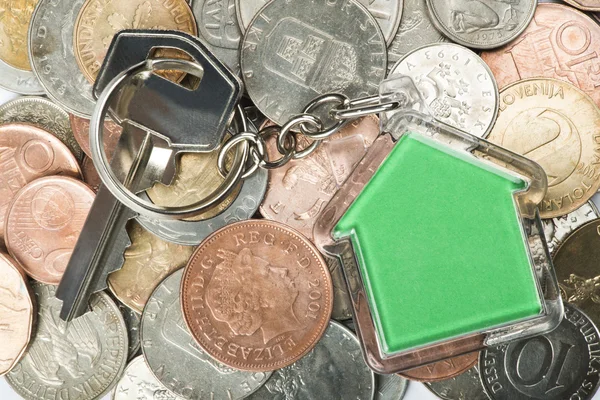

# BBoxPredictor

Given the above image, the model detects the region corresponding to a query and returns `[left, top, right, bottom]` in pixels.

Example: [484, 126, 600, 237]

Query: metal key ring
[90, 58, 248, 220]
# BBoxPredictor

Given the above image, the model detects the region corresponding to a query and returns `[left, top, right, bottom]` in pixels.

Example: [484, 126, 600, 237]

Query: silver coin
[426, 0, 537, 50]
[6, 283, 128, 400]
[326, 256, 353, 321]
[0, 58, 44, 95]
[425, 364, 489, 400]
[117, 301, 142, 361]
[240, 0, 387, 125]
[112, 355, 182, 400]
[236, 0, 402, 45]
[138, 166, 268, 245]
[375, 374, 408, 400]
[29, 0, 96, 117]
[141, 268, 271, 399]
[387, 0, 448, 72]
[247, 320, 375, 400]
[389, 43, 499, 137]
[542, 201, 599, 254]
[0, 96, 84, 161]
[192, 0, 242, 74]
[480, 303, 600, 400]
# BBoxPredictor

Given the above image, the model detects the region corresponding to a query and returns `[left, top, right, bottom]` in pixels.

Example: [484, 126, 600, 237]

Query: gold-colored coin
[107, 221, 195, 313]
[488, 78, 600, 218]
[146, 148, 241, 222]
[0, 0, 40, 70]
[73, 0, 197, 83]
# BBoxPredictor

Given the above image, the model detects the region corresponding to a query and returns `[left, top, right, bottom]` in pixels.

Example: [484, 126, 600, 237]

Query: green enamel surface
[334, 133, 542, 354]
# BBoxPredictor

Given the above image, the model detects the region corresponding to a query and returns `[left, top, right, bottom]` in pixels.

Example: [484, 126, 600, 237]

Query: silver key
[56, 31, 243, 321]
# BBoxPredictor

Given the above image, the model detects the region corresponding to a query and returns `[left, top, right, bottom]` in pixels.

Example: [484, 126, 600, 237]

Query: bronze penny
[0, 0, 40, 71]
[73, 0, 198, 83]
[69, 114, 122, 160]
[181, 220, 333, 372]
[81, 156, 101, 192]
[488, 78, 600, 218]
[399, 352, 479, 382]
[564, 0, 600, 11]
[0, 252, 33, 376]
[259, 116, 380, 240]
[481, 4, 600, 107]
[108, 221, 194, 313]
[0, 123, 81, 241]
[553, 218, 600, 330]
[5, 176, 95, 285]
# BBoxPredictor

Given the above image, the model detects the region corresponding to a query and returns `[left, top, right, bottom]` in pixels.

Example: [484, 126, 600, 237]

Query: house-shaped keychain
[314, 76, 564, 373]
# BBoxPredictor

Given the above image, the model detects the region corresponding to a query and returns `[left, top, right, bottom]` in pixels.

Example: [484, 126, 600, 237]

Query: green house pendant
[314, 76, 563, 373]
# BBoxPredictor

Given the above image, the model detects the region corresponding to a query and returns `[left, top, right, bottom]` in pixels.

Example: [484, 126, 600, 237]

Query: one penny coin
[488, 78, 600, 218]
[0, 252, 33, 376]
[259, 116, 380, 240]
[0, 123, 81, 241]
[181, 220, 333, 372]
[481, 4, 600, 108]
[399, 352, 479, 382]
[5, 176, 95, 284]
[69, 114, 122, 160]
[73, 0, 198, 83]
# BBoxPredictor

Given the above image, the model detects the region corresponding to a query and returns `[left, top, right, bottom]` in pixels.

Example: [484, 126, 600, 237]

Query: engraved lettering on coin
[0, 0, 39, 70]
[246, 321, 374, 400]
[481, 4, 600, 108]
[5, 176, 94, 285]
[113, 355, 181, 400]
[480, 303, 600, 400]
[0, 253, 33, 376]
[108, 221, 195, 313]
[240, 0, 387, 125]
[142, 268, 271, 399]
[6, 284, 128, 400]
[425, 364, 490, 400]
[542, 201, 598, 254]
[389, 44, 499, 137]
[181, 220, 333, 371]
[488, 78, 600, 218]
[426, 0, 536, 49]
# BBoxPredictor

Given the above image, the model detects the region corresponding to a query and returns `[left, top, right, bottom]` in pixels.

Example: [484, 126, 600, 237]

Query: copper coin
[399, 352, 479, 382]
[259, 116, 380, 240]
[0, 123, 81, 241]
[181, 220, 333, 372]
[481, 3, 600, 107]
[0, 252, 33, 376]
[81, 156, 101, 192]
[5, 176, 95, 284]
[69, 114, 122, 160]
[564, 0, 600, 11]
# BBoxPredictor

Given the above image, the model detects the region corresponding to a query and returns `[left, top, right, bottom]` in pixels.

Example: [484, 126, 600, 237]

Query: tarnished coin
[0, 123, 81, 242]
[375, 374, 408, 400]
[0, 96, 84, 161]
[481, 4, 600, 108]
[236, 0, 402, 45]
[0, 252, 33, 376]
[488, 78, 600, 218]
[399, 352, 479, 382]
[5, 176, 94, 285]
[387, 0, 447, 71]
[108, 221, 195, 313]
[29, 0, 96, 117]
[246, 320, 374, 399]
[425, 364, 489, 400]
[480, 303, 600, 400]
[554, 219, 600, 331]
[564, 0, 600, 11]
[426, 0, 536, 49]
[240, 0, 387, 125]
[192, 0, 242, 74]
[142, 268, 272, 399]
[259, 116, 380, 239]
[115, 300, 141, 361]
[181, 220, 333, 371]
[69, 114, 122, 160]
[6, 284, 128, 400]
[112, 355, 182, 400]
[542, 201, 598, 254]
[0, 0, 44, 95]
[390, 43, 499, 137]
[73, 0, 197, 83]
[81, 156, 101, 192]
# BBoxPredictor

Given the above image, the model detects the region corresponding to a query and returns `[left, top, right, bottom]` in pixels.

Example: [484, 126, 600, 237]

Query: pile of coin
[1, 0, 600, 399]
